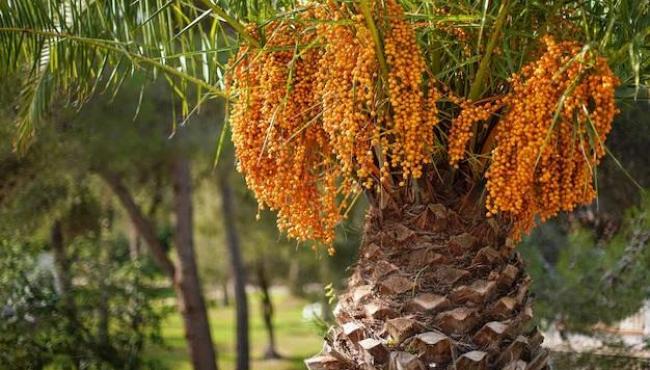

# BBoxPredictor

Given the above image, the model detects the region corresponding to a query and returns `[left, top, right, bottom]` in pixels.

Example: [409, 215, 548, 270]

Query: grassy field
[146, 292, 323, 370]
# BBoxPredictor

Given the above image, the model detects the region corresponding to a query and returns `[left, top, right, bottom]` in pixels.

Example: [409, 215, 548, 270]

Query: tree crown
[1, 0, 648, 249]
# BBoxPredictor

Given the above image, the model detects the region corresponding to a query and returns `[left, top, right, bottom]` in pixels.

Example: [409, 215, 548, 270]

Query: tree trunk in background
[288, 258, 303, 296]
[255, 260, 281, 359]
[319, 260, 334, 323]
[51, 220, 76, 318]
[171, 156, 218, 370]
[51, 220, 83, 369]
[306, 203, 549, 370]
[101, 169, 218, 370]
[218, 174, 250, 370]
[128, 222, 142, 260]
[99, 171, 175, 277]
[221, 279, 230, 307]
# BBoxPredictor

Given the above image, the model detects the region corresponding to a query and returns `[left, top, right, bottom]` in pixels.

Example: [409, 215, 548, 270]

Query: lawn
[146, 291, 323, 370]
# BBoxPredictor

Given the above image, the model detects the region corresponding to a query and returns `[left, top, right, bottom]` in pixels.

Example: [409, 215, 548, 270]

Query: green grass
[146, 292, 323, 370]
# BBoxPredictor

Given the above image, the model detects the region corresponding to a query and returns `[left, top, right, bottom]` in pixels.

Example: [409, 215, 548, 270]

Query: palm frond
[0, 0, 238, 150]
[1, 0, 649, 152]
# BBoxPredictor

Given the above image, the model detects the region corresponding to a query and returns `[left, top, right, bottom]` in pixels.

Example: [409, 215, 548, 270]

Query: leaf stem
[468, 0, 509, 101]
[359, 0, 389, 84]
[0, 27, 230, 100]
[467, 0, 509, 161]
[200, 0, 261, 48]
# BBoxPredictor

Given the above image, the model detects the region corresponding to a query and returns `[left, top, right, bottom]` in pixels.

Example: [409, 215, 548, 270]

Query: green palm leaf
[0, 0, 648, 151]
[0, 0, 241, 150]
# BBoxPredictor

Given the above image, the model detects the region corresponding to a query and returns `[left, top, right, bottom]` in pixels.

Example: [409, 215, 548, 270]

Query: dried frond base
[306, 203, 549, 370]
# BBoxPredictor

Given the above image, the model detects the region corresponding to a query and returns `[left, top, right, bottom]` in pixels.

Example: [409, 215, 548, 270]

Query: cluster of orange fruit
[228, 19, 341, 247]
[447, 98, 500, 167]
[229, 2, 619, 246]
[486, 36, 619, 237]
[383, 0, 439, 184]
[315, 6, 379, 191]
[229, 1, 439, 247]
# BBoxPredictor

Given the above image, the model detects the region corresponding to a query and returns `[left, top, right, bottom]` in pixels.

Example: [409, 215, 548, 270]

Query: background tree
[0, 165, 167, 369]
[0, 75, 227, 369]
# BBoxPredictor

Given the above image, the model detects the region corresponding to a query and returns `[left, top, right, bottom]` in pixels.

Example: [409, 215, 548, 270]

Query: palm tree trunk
[218, 174, 250, 370]
[171, 156, 218, 370]
[306, 203, 549, 370]
[255, 260, 281, 359]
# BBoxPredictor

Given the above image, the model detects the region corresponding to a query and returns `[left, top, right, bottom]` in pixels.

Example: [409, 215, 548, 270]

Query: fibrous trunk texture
[306, 203, 548, 370]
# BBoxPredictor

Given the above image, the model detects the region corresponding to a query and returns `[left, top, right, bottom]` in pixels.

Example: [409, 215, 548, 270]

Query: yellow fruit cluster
[447, 99, 499, 167]
[229, 7, 618, 247]
[229, 2, 440, 247]
[315, 4, 380, 190]
[486, 37, 619, 238]
[229, 20, 342, 247]
[383, 0, 438, 184]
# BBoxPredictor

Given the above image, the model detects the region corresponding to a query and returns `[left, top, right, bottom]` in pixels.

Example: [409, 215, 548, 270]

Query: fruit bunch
[228, 20, 342, 246]
[229, 1, 619, 246]
[447, 99, 500, 167]
[486, 36, 619, 237]
[229, 1, 439, 247]
[315, 5, 380, 190]
[383, 0, 439, 184]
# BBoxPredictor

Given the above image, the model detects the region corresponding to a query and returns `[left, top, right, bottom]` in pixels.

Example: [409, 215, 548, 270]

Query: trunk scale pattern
[307, 202, 549, 370]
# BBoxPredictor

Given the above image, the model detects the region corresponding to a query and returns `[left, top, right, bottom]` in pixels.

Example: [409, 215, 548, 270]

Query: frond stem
[0, 27, 230, 100]
[468, 0, 509, 101]
[467, 0, 509, 159]
[359, 0, 389, 85]
[200, 0, 261, 48]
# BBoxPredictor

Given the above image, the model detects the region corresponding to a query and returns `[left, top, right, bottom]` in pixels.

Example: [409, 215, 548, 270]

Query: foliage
[0, 236, 167, 369]
[596, 99, 650, 215]
[0, 84, 189, 368]
[521, 192, 650, 332]
[0, 0, 233, 151]
[1, 0, 648, 248]
[551, 352, 650, 370]
[226, 0, 645, 247]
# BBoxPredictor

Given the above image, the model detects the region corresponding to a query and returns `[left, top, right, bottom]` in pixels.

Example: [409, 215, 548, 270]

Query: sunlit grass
[146, 291, 322, 370]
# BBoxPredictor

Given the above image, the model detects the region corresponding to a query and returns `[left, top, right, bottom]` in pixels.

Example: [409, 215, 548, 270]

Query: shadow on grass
[550, 351, 650, 370]
[267, 355, 307, 370]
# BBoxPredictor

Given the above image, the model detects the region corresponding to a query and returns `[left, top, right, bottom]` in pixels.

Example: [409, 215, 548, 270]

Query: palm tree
[1, 1, 649, 370]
